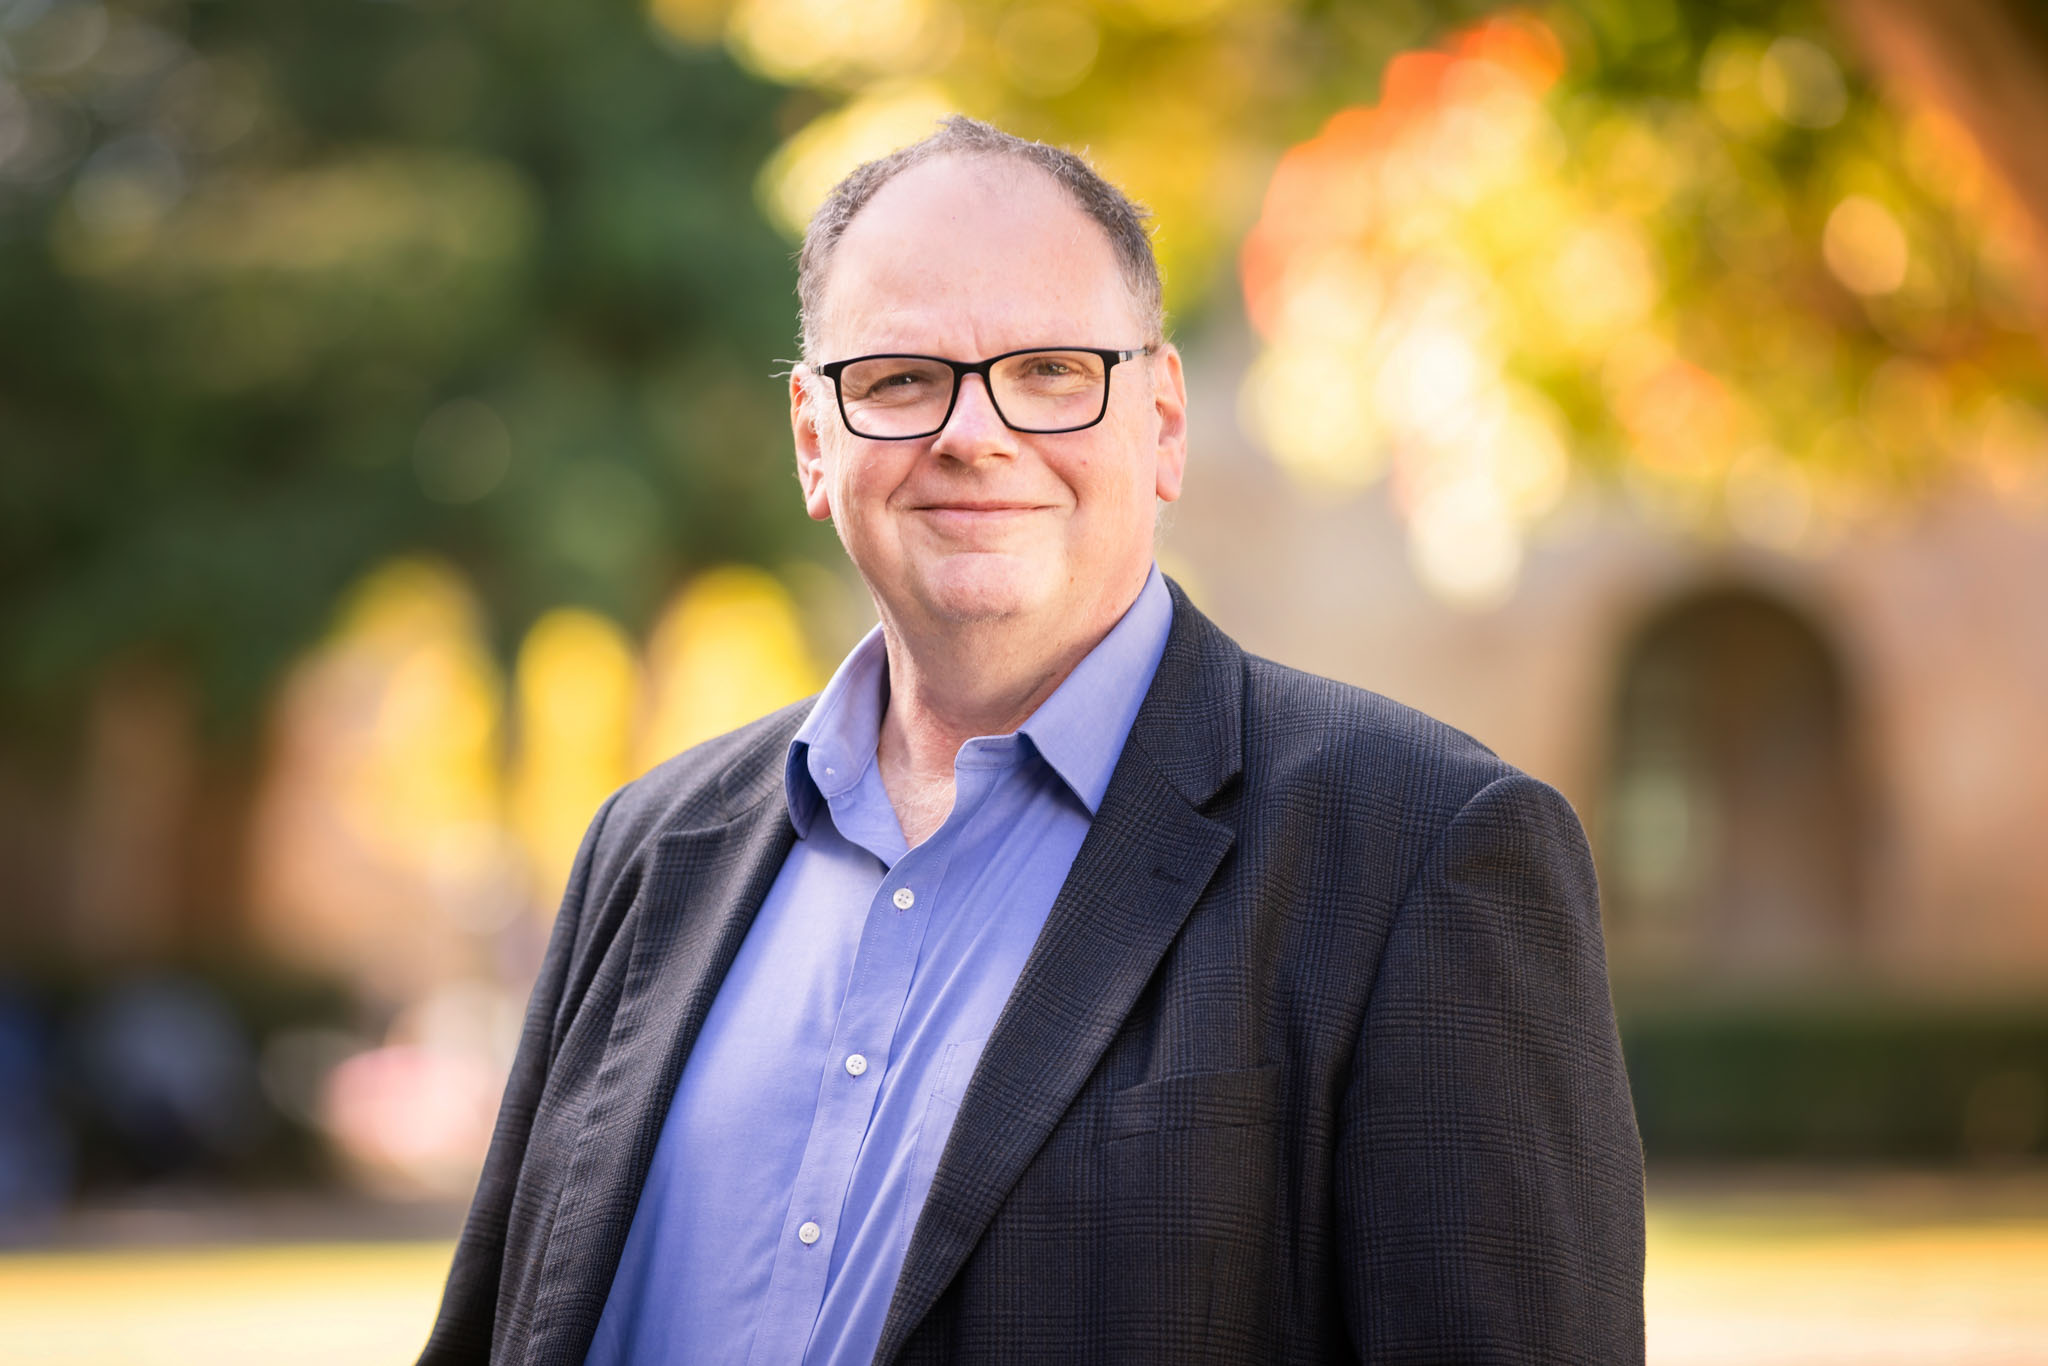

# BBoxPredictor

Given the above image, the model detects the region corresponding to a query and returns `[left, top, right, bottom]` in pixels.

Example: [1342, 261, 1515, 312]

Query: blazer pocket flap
[1105, 1063, 1282, 1142]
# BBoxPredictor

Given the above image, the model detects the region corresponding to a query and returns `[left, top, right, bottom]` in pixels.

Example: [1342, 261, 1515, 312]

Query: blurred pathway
[1, 1176, 2045, 1364]
[0, 1242, 449, 1365]
[1647, 1172, 2048, 1366]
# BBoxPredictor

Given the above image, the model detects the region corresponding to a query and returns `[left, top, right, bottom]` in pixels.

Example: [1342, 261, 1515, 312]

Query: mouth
[911, 502, 1050, 520]
[907, 502, 1052, 542]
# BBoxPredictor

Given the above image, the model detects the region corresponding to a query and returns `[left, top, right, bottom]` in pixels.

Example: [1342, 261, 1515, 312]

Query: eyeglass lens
[837, 350, 1110, 438]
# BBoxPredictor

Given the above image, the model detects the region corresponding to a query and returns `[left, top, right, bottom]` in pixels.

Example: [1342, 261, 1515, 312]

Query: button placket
[742, 841, 952, 1366]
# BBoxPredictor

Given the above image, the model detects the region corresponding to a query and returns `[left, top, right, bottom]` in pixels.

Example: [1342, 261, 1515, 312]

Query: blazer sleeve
[1336, 771, 1645, 1364]
[417, 789, 624, 1365]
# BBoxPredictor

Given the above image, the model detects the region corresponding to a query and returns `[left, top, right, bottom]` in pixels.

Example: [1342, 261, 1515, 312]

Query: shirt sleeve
[1336, 770, 1646, 1364]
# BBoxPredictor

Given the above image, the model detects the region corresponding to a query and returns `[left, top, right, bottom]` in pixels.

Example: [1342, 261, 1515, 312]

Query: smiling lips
[911, 501, 1051, 528]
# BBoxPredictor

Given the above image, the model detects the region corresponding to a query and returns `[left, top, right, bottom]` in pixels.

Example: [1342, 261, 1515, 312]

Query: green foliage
[0, 0, 825, 735]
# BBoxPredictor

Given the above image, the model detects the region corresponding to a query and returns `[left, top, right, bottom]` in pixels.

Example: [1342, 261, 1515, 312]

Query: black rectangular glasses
[815, 346, 1149, 440]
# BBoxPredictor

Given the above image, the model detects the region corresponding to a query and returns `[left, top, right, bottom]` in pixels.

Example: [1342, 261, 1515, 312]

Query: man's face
[793, 156, 1187, 640]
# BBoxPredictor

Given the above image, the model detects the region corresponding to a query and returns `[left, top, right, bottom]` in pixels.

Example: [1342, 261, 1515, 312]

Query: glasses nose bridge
[943, 356, 1010, 430]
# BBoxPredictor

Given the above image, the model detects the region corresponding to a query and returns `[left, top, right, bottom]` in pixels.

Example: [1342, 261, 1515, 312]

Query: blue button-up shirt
[585, 566, 1173, 1366]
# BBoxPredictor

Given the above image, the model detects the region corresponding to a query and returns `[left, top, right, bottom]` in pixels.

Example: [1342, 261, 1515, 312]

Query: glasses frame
[814, 345, 1152, 440]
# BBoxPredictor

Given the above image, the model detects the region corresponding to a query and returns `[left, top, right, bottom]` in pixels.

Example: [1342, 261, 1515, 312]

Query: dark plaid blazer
[421, 582, 1646, 1365]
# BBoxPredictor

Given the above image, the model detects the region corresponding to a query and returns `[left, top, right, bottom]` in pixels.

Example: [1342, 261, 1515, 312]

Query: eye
[841, 358, 948, 404]
[1000, 351, 1103, 397]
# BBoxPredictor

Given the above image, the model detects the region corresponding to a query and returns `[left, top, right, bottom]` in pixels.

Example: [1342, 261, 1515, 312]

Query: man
[421, 117, 1644, 1365]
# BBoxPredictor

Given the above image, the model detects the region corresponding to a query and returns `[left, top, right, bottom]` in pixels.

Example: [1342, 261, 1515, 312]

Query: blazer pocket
[1104, 1063, 1283, 1143]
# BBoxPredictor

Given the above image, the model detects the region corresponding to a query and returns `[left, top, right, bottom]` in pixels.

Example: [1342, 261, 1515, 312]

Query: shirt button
[892, 887, 915, 910]
[845, 1053, 868, 1077]
[798, 1221, 821, 1245]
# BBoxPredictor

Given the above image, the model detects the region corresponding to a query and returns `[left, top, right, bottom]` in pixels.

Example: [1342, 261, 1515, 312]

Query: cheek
[844, 448, 893, 500]
[832, 446, 913, 531]
[1080, 440, 1153, 511]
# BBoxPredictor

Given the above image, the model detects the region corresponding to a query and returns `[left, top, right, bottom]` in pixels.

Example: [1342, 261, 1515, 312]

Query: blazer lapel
[875, 584, 1245, 1365]
[526, 780, 798, 1364]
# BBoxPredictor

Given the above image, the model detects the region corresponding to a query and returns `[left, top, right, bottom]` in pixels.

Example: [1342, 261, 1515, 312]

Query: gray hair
[796, 115, 1165, 361]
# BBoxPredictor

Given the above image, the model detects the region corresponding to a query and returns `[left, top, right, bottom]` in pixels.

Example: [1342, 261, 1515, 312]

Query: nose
[931, 373, 1018, 462]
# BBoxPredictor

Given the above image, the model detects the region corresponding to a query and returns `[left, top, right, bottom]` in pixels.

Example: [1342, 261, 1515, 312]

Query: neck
[871, 565, 1150, 845]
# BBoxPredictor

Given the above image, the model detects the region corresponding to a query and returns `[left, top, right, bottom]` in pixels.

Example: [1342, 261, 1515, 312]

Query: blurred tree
[1830, 0, 2048, 248]
[1, 0, 818, 751]
[1232, 7, 2048, 599]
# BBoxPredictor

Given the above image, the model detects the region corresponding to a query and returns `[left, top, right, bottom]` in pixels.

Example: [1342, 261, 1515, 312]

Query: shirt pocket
[900, 1035, 988, 1245]
[1103, 1063, 1284, 1143]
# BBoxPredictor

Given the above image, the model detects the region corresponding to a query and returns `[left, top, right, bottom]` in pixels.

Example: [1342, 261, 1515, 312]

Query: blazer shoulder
[1238, 651, 1520, 817]
[1229, 654, 1593, 925]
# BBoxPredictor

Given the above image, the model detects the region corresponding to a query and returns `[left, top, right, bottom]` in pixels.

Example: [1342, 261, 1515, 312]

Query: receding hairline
[796, 116, 1165, 362]
[804, 155, 1136, 349]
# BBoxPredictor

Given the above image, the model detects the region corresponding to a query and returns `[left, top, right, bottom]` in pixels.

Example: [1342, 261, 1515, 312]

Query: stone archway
[1598, 586, 1865, 978]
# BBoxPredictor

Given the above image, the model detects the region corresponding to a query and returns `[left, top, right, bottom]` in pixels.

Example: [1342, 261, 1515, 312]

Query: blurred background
[3, 0, 2046, 1360]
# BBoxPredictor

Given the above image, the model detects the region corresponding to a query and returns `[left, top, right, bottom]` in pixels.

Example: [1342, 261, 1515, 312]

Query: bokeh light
[759, 82, 956, 238]
[1237, 12, 2048, 606]
[510, 609, 639, 906]
[639, 564, 822, 766]
[1239, 17, 1578, 604]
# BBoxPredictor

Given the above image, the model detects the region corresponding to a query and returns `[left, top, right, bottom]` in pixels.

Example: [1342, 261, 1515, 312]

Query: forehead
[813, 154, 1137, 355]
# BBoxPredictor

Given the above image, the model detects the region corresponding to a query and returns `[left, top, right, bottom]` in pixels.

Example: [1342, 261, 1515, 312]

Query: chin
[912, 553, 1058, 625]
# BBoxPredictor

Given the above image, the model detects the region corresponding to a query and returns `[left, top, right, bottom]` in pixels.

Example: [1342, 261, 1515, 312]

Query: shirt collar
[784, 564, 1173, 834]
[785, 622, 889, 839]
[1015, 564, 1172, 814]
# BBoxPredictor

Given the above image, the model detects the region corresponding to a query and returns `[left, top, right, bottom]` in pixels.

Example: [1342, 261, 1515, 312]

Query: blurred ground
[1647, 1170, 2048, 1366]
[2, 1174, 2044, 1365]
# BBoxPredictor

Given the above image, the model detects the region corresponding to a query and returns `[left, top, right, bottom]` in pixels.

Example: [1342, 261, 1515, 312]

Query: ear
[1149, 344, 1189, 504]
[791, 367, 834, 522]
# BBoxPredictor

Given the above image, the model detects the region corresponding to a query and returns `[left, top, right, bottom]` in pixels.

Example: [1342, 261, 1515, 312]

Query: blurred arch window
[1600, 587, 1865, 978]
